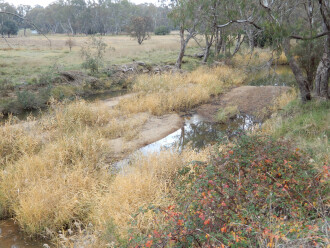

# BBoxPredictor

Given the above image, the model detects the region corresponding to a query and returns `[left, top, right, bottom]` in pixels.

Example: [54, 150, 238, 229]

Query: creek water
[140, 113, 260, 154]
[115, 113, 261, 170]
[0, 220, 47, 248]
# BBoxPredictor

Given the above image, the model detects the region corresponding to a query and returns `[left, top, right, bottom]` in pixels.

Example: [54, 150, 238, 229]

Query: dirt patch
[107, 113, 183, 161]
[196, 86, 291, 122]
[103, 93, 137, 108]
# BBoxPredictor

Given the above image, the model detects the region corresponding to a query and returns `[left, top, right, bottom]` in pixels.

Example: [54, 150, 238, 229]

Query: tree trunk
[284, 39, 312, 102]
[176, 26, 190, 69]
[232, 33, 244, 57]
[314, 37, 329, 99]
[215, 28, 223, 57]
[203, 34, 213, 63]
[222, 37, 226, 54]
[245, 27, 254, 53]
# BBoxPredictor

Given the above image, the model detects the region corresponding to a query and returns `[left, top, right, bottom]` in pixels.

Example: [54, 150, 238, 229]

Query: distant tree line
[0, 0, 173, 36]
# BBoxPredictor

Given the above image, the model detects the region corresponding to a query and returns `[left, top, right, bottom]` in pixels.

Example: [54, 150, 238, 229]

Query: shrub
[154, 26, 170, 35]
[0, 78, 14, 96]
[81, 36, 107, 74]
[129, 135, 329, 247]
[16, 91, 41, 110]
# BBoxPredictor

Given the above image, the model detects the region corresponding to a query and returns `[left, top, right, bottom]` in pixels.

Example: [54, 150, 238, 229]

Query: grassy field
[0, 33, 201, 85]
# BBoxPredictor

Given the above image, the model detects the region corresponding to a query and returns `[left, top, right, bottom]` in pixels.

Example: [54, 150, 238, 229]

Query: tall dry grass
[91, 149, 210, 244]
[118, 66, 246, 115]
[0, 128, 110, 235]
[40, 99, 146, 141]
[0, 122, 41, 167]
[233, 48, 288, 67]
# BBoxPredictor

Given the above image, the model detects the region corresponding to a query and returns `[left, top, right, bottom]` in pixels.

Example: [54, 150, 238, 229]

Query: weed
[216, 105, 239, 123]
[16, 91, 41, 110]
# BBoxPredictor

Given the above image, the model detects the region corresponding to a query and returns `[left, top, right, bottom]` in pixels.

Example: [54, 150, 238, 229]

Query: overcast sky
[6, 0, 161, 8]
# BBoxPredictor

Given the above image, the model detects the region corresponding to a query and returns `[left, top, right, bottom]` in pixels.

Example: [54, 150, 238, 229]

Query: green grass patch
[263, 99, 329, 165]
[216, 105, 239, 123]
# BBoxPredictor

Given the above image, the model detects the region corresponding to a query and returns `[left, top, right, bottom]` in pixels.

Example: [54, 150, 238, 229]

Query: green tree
[128, 16, 154, 45]
[1, 20, 18, 37]
[154, 25, 170, 35]
[80, 36, 107, 74]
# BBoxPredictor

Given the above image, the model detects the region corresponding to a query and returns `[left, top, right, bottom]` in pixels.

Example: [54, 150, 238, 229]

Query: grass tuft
[216, 105, 239, 123]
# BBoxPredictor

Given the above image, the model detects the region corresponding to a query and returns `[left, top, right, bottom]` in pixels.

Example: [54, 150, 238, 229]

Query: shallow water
[0, 220, 46, 248]
[140, 113, 260, 154]
[115, 113, 261, 170]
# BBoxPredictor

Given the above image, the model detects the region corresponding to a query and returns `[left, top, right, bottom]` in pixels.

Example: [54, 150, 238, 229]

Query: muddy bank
[108, 113, 184, 161]
[196, 86, 291, 122]
[0, 219, 47, 248]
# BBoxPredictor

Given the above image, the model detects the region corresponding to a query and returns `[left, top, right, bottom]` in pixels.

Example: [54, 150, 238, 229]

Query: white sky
[6, 0, 161, 8]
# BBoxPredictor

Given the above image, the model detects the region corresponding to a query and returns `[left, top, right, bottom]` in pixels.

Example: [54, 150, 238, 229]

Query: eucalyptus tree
[258, 0, 329, 100]
[213, 0, 328, 101]
[169, 0, 202, 68]
[16, 4, 31, 36]
[0, 2, 18, 37]
[128, 16, 154, 44]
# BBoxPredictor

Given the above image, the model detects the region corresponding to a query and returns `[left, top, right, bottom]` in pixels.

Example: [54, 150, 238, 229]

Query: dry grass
[118, 66, 246, 115]
[233, 48, 288, 68]
[0, 114, 209, 244]
[0, 121, 41, 167]
[0, 128, 110, 235]
[39, 99, 147, 141]
[91, 149, 210, 243]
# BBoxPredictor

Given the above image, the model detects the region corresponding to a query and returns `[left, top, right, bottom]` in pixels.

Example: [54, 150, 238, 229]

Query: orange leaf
[145, 240, 153, 248]
[204, 219, 211, 225]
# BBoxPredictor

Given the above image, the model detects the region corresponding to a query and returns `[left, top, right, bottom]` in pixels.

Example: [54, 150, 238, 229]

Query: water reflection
[140, 113, 261, 154]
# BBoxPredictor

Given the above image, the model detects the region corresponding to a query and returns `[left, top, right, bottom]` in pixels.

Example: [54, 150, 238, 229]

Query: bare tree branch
[290, 31, 330, 40]
[217, 20, 262, 30]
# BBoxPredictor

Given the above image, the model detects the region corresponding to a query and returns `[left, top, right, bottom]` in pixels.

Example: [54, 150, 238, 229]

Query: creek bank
[108, 86, 291, 166]
[196, 85, 291, 122]
[0, 62, 182, 118]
